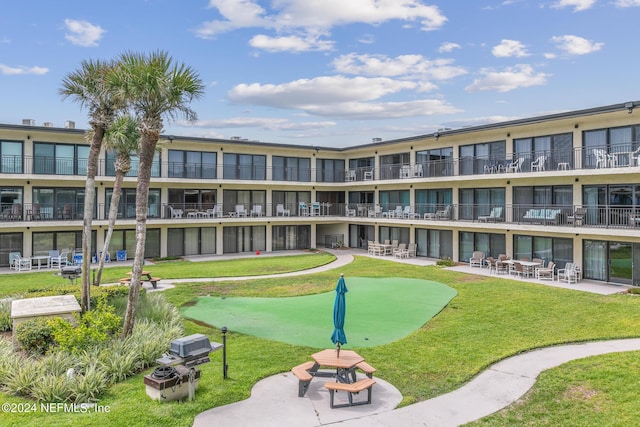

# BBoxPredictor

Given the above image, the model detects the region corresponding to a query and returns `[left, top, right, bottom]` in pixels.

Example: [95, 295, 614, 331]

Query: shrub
[48, 298, 122, 354]
[30, 374, 73, 402]
[436, 258, 456, 267]
[14, 318, 56, 355]
[0, 298, 12, 332]
[0, 338, 19, 383]
[3, 358, 41, 396]
[68, 363, 108, 404]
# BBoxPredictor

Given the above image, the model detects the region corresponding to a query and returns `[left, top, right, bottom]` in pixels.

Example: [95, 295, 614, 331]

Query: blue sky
[1, 0, 639, 147]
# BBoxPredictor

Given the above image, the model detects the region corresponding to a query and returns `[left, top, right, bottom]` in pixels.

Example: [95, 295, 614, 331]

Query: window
[514, 235, 572, 269]
[106, 188, 161, 219]
[168, 150, 216, 179]
[379, 152, 409, 180]
[416, 147, 453, 177]
[0, 140, 23, 173]
[34, 142, 88, 175]
[378, 226, 410, 245]
[272, 191, 310, 216]
[0, 187, 23, 220]
[222, 226, 266, 253]
[514, 133, 572, 170]
[347, 157, 375, 181]
[32, 187, 91, 220]
[415, 189, 452, 217]
[0, 232, 22, 267]
[105, 151, 161, 177]
[458, 188, 505, 221]
[223, 153, 266, 180]
[459, 232, 505, 261]
[272, 226, 310, 250]
[108, 228, 160, 259]
[168, 189, 216, 212]
[583, 184, 640, 227]
[32, 230, 96, 256]
[167, 227, 216, 256]
[316, 158, 345, 182]
[459, 141, 505, 175]
[378, 190, 410, 213]
[272, 156, 311, 181]
[223, 190, 266, 215]
[512, 185, 572, 222]
[584, 125, 640, 167]
[415, 228, 453, 259]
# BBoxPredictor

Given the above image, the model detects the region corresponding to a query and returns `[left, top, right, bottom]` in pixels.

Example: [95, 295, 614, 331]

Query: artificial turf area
[182, 276, 457, 348]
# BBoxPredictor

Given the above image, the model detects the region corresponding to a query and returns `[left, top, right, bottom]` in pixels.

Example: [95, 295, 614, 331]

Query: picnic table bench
[324, 378, 376, 408]
[119, 271, 161, 289]
[291, 361, 318, 397]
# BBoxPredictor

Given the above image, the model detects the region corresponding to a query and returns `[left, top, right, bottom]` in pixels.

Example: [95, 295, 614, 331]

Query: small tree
[112, 51, 204, 337]
[94, 115, 140, 286]
[60, 59, 123, 312]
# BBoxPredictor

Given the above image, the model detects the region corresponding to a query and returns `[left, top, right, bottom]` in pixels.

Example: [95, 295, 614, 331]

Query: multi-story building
[1, 101, 640, 285]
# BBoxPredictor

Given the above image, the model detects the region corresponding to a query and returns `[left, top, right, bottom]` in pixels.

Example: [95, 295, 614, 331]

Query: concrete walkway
[186, 250, 637, 426]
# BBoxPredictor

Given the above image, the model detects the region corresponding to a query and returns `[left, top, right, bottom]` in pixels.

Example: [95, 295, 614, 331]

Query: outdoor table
[30, 255, 51, 270]
[127, 271, 153, 281]
[379, 244, 393, 255]
[502, 260, 542, 277]
[312, 349, 364, 383]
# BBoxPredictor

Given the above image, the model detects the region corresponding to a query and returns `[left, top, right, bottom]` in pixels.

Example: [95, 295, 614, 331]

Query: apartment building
[1, 101, 639, 285]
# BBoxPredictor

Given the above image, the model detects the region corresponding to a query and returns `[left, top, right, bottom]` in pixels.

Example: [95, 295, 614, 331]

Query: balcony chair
[310, 202, 321, 216]
[506, 157, 524, 173]
[536, 261, 555, 280]
[567, 207, 587, 226]
[234, 204, 248, 217]
[250, 205, 263, 217]
[413, 163, 424, 177]
[368, 205, 382, 218]
[345, 205, 356, 217]
[435, 205, 451, 220]
[276, 204, 290, 216]
[363, 168, 374, 180]
[593, 148, 609, 168]
[168, 205, 183, 218]
[8, 203, 22, 221]
[530, 155, 546, 172]
[345, 169, 356, 181]
[478, 207, 502, 222]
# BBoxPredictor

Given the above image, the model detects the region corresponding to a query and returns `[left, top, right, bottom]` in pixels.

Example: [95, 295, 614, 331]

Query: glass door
[609, 241, 632, 285]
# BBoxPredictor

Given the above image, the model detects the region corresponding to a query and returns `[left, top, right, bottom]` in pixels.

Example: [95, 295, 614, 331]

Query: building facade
[1, 101, 640, 285]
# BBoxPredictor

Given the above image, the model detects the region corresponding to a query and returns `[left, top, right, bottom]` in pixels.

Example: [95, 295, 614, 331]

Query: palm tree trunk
[95, 169, 125, 286]
[80, 126, 104, 312]
[121, 131, 157, 337]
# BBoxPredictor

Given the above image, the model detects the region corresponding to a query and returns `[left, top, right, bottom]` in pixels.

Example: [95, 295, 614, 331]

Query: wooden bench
[324, 378, 376, 408]
[355, 361, 376, 378]
[291, 361, 317, 397]
[119, 277, 161, 289]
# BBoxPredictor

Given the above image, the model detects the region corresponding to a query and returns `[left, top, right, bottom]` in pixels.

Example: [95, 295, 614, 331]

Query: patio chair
[250, 205, 263, 217]
[393, 243, 407, 258]
[168, 205, 183, 218]
[435, 205, 451, 220]
[567, 208, 587, 226]
[593, 148, 609, 168]
[276, 204, 290, 216]
[530, 155, 546, 172]
[469, 251, 484, 268]
[478, 207, 502, 222]
[50, 250, 69, 269]
[116, 250, 127, 261]
[61, 203, 73, 219]
[509, 261, 525, 278]
[368, 205, 382, 217]
[406, 243, 416, 257]
[413, 163, 423, 177]
[536, 261, 555, 280]
[298, 202, 308, 216]
[506, 157, 524, 173]
[310, 202, 321, 216]
[557, 263, 579, 284]
[363, 168, 374, 180]
[485, 256, 496, 273]
[235, 204, 248, 217]
[345, 169, 356, 181]
[8, 203, 22, 221]
[402, 206, 416, 219]
[345, 205, 356, 217]
[30, 203, 42, 220]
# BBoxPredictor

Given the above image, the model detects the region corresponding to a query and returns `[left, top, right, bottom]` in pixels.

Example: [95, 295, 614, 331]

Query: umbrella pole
[336, 343, 341, 358]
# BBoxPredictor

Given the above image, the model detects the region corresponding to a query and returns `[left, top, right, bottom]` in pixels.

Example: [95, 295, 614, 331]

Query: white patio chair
[250, 205, 262, 217]
[276, 204, 290, 216]
[169, 205, 183, 218]
[531, 155, 546, 172]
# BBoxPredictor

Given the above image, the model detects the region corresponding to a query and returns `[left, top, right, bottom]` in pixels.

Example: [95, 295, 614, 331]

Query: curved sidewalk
[194, 339, 640, 427]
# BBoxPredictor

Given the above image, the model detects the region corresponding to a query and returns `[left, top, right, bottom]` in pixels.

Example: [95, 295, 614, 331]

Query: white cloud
[492, 39, 530, 58]
[190, 117, 336, 131]
[438, 42, 460, 53]
[195, 0, 447, 38]
[64, 19, 105, 47]
[615, 0, 640, 5]
[0, 64, 49, 75]
[332, 53, 467, 80]
[358, 34, 376, 44]
[551, 35, 603, 55]
[551, 0, 596, 11]
[249, 34, 333, 52]
[227, 74, 460, 119]
[465, 64, 549, 92]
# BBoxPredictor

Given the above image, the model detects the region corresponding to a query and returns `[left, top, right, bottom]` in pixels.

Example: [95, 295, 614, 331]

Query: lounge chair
[435, 205, 451, 220]
[169, 205, 183, 218]
[469, 251, 484, 268]
[478, 207, 502, 222]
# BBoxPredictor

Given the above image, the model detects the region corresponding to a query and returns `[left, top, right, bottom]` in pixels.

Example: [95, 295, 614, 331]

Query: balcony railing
[2, 144, 638, 182]
[2, 201, 639, 230]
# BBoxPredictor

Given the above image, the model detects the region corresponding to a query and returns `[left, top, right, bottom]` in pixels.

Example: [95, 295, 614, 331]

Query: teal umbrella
[330, 273, 348, 357]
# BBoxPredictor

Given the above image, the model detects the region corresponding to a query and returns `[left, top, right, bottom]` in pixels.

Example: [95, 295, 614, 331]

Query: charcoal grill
[61, 266, 82, 285]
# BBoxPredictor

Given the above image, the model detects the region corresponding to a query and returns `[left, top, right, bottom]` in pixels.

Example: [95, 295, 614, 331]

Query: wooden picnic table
[121, 271, 161, 289]
[312, 349, 364, 383]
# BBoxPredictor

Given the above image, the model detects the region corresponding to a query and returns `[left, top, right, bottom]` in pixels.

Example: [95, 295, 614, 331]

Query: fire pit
[144, 334, 222, 401]
[61, 266, 82, 285]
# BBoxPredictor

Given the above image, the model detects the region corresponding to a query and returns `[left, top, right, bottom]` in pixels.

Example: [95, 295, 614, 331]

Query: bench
[291, 361, 317, 397]
[119, 277, 162, 289]
[355, 361, 376, 378]
[324, 378, 376, 408]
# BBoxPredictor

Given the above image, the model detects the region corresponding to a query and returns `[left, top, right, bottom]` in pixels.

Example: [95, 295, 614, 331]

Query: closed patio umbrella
[330, 273, 348, 357]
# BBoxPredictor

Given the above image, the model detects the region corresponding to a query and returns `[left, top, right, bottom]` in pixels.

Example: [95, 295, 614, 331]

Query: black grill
[157, 334, 222, 368]
[61, 266, 82, 284]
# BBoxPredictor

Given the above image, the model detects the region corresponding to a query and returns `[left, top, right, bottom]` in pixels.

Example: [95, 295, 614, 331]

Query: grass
[1, 254, 640, 426]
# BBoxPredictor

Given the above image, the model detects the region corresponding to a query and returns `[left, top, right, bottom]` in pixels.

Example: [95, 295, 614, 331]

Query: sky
[1, 0, 639, 148]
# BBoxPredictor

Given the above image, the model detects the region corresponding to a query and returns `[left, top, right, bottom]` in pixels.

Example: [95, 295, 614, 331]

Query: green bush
[30, 374, 73, 402]
[436, 258, 456, 267]
[24, 285, 134, 308]
[0, 298, 12, 331]
[68, 363, 108, 404]
[14, 318, 56, 355]
[3, 358, 41, 397]
[48, 299, 122, 354]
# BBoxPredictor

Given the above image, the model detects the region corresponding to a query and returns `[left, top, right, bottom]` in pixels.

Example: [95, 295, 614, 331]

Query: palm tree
[94, 115, 140, 287]
[60, 59, 124, 312]
[112, 51, 204, 337]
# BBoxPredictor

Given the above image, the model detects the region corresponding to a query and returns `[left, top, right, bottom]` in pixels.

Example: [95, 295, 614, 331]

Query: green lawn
[2, 254, 640, 427]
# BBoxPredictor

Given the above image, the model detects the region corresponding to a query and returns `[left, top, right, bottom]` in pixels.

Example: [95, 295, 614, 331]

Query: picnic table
[120, 271, 161, 289]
